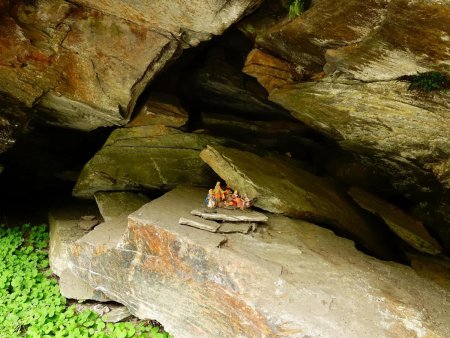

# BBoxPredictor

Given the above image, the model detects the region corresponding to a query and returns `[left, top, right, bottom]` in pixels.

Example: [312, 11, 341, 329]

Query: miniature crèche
[205, 182, 251, 210]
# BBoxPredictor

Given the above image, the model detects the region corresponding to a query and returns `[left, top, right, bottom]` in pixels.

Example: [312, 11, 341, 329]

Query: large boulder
[0, 0, 263, 151]
[200, 145, 399, 259]
[68, 186, 450, 338]
[72, 126, 225, 198]
[269, 80, 450, 250]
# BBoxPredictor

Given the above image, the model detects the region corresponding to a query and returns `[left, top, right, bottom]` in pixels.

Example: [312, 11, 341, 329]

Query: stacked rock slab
[179, 208, 268, 234]
[200, 145, 398, 260]
[68, 186, 450, 338]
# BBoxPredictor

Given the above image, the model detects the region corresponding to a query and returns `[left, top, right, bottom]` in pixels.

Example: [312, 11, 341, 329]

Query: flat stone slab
[191, 208, 268, 222]
[78, 218, 100, 231]
[69, 186, 450, 338]
[179, 217, 222, 233]
[349, 187, 442, 255]
[179, 216, 255, 234]
[49, 203, 101, 276]
[217, 222, 255, 234]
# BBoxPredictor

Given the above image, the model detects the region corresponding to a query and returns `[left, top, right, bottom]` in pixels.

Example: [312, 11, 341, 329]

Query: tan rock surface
[94, 191, 150, 222]
[68, 186, 450, 338]
[269, 79, 450, 251]
[408, 252, 450, 294]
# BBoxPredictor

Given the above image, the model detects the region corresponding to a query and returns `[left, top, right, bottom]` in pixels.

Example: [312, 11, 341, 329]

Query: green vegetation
[402, 71, 450, 92]
[288, 0, 306, 18]
[0, 224, 171, 338]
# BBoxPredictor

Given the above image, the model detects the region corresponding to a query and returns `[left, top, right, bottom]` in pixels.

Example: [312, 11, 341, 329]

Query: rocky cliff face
[2, 1, 450, 337]
[242, 0, 450, 251]
[0, 0, 262, 148]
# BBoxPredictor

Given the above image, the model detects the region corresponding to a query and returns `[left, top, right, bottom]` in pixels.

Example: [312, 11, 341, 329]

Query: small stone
[78, 219, 100, 231]
[92, 304, 110, 316]
[179, 217, 221, 233]
[191, 208, 268, 223]
[102, 306, 132, 323]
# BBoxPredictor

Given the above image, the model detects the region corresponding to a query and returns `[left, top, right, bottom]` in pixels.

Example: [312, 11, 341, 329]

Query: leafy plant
[288, 0, 306, 18]
[0, 224, 171, 338]
[402, 71, 450, 92]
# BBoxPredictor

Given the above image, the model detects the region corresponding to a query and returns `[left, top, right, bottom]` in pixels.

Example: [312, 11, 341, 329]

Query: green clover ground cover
[0, 224, 171, 338]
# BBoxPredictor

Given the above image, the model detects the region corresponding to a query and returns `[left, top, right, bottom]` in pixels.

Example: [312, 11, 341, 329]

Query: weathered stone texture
[255, 0, 389, 73]
[94, 191, 150, 222]
[324, 0, 450, 80]
[0, 0, 263, 150]
[68, 187, 450, 338]
[73, 126, 223, 198]
[0, 0, 178, 131]
[243, 49, 302, 92]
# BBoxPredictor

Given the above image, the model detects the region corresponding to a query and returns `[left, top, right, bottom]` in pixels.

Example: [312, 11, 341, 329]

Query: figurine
[205, 189, 216, 208]
[242, 193, 251, 209]
[213, 181, 225, 207]
[205, 182, 251, 210]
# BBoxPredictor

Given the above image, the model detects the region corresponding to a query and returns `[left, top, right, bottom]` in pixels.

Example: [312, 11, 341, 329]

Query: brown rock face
[67, 187, 450, 338]
[269, 80, 450, 251]
[0, 0, 177, 131]
[243, 49, 302, 92]
[0, 0, 263, 150]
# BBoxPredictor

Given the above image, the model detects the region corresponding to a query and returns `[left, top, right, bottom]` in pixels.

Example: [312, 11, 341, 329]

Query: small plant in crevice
[0, 223, 171, 338]
[400, 71, 450, 92]
[288, 0, 306, 19]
